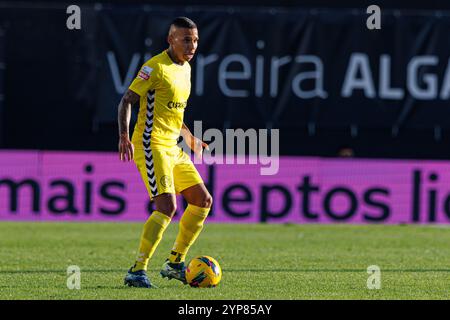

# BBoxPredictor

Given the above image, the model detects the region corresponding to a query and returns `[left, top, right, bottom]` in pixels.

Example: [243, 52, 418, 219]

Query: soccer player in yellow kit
[118, 17, 212, 288]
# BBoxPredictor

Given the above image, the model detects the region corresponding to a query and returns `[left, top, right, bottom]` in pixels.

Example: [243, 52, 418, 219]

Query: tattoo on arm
[118, 89, 140, 138]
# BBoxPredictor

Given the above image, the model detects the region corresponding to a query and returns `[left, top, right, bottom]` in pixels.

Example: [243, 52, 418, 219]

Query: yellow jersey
[129, 50, 191, 149]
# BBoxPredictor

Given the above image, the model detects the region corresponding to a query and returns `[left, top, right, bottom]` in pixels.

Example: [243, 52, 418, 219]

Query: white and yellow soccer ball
[185, 256, 222, 288]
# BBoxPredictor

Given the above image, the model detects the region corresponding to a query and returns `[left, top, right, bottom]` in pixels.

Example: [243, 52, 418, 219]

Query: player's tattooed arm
[118, 89, 140, 161]
[118, 89, 139, 138]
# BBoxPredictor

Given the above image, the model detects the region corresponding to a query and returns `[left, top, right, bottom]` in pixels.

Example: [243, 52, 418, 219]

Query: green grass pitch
[1, 222, 450, 299]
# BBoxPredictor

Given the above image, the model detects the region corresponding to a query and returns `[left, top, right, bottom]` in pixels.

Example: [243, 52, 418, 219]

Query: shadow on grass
[1, 268, 450, 274]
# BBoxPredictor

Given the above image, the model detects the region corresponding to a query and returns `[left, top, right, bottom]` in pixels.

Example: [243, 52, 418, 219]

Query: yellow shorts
[134, 145, 204, 200]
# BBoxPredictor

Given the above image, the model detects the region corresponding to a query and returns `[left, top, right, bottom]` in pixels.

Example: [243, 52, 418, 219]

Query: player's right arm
[118, 89, 140, 162]
[118, 60, 160, 161]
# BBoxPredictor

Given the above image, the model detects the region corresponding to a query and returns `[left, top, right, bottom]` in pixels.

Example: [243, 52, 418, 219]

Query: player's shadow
[0, 269, 122, 274]
[1, 268, 450, 273]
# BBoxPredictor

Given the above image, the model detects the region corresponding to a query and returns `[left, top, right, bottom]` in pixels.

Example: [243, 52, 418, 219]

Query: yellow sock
[132, 211, 171, 272]
[169, 204, 210, 264]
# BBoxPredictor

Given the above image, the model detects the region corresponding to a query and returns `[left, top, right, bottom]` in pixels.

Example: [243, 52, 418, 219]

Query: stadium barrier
[1, 150, 450, 224]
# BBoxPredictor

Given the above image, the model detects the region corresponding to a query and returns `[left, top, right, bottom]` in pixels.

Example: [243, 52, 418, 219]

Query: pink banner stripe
[1, 150, 450, 224]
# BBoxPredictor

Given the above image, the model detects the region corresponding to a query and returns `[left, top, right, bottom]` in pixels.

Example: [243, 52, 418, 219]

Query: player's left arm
[181, 122, 209, 158]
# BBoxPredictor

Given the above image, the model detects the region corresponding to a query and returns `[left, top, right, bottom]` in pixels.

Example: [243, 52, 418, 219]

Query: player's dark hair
[171, 17, 197, 29]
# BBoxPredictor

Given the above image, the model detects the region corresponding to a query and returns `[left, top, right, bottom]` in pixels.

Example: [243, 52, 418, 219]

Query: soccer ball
[185, 256, 222, 288]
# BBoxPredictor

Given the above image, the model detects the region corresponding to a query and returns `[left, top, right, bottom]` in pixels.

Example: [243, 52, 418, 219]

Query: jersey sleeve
[128, 61, 161, 96]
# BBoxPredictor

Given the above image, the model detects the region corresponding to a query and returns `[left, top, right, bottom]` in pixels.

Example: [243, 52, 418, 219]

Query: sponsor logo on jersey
[167, 101, 187, 109]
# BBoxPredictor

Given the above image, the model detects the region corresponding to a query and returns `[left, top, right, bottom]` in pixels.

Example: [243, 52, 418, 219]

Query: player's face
[169, 27, 199, 63]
